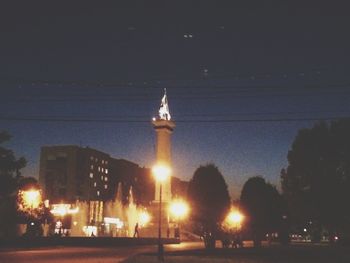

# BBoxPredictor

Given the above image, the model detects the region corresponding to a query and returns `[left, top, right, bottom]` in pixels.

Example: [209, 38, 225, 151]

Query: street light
[138, 210, 151, 227]
[21, 189, 41, 209]
[225, 209, 244, 230]
[152, 164, 171, 262]
[169, 199, 189, 239]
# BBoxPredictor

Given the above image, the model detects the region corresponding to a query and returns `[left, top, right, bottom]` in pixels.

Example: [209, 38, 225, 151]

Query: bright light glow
[22, 189, 41, 209]
[138, 211, 151, 226]
[224, 208, 244, 230]
[228, 211, 243, 224]
[152, 164, 171, 182]
[50, 204, 79, 216]
[83, 226, 98, 237]
[104, 217, 124, 229]
[169, 200, 189, 220]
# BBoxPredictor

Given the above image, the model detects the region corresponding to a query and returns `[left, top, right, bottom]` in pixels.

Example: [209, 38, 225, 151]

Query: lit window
[97, 191, 100, 196]
[94, 182, 97, 187]
[89, 173, 93, 178]
[102, 168, 104, 172]
[95, 158, 98, 162]
[105, 161, 108, 165]
[105, 169, 108, 174]
[90, 156, 94, 160]
[102, 160, 104, 164]
[105, 177, 108, 182]
[101, 176, 104, 180]
[90, 165, 94, 170]
[104, 185, 108, 189]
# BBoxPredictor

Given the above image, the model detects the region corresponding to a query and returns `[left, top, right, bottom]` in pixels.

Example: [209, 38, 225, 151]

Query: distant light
[152, 117, 156, 121]
[223, 208, 244, 230]
[152, 164, 171, 182]
[169, 200, 189, 219]
[227, 211, 244, 225]
[50, 204, 79, 216]
[104, 217, 124, 229]
[30, 222, 35, 226]
[304, 228, 307, 232]
[335, 236, 339, 241]
[83, 226, 98, 237]
[138, 211, 151, 226]
[21, 189, 41, 209]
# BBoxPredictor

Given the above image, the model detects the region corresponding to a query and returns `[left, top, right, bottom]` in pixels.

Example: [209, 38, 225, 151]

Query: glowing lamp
[152, 164, 171, 182]
[224, 209, 244, 230]
[139, 211, 151, 226]
[22, 189, 41, 209]
[169, 200, 189, 220]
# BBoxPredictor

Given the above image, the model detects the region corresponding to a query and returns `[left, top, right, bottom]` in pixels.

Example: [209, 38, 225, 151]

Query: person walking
[133, 223, 139, 238]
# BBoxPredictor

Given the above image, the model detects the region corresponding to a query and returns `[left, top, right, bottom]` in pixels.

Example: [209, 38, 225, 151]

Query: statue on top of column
[158, 89, 171, 121]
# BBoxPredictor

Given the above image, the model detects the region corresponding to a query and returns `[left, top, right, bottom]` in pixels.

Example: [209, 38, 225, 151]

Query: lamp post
[152, 164, 171, 262]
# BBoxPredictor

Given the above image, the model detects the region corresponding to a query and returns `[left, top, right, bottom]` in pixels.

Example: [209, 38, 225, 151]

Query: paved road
[0, 242, 203, 263]
[2, 242, 349, 263]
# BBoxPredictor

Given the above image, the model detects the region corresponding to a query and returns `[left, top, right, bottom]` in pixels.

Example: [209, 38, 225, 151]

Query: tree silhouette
[0, 131, 26, 197]
[0, 131, 27, 237]
[187, 164, 230, 249]
[240, 176, 285, 247]
[282, 120, 350, 239]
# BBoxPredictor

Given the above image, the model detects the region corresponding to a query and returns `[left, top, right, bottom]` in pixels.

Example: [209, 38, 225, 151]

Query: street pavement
[1, 241, 350, 263]
[0, 241, 204, 263]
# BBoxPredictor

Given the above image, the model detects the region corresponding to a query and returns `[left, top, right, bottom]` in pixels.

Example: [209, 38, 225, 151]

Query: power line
[1, 116, 349, 123]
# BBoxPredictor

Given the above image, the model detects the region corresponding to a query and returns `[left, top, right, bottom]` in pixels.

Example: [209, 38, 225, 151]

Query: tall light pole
[152, 164, 171, 262]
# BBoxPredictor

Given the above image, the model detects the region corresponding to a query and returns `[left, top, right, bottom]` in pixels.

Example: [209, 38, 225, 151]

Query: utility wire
[1, 116, 349, 123]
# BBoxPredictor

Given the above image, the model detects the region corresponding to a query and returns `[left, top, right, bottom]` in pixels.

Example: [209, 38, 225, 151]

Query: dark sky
[1, 1, 350, 198]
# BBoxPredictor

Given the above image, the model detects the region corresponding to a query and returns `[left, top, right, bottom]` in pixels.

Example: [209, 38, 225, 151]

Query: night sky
[1, 2, 350, 198]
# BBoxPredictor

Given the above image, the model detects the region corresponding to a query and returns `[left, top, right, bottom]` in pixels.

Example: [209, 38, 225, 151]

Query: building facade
[39, 145, 110, 203]
[39, 145, 157, 205]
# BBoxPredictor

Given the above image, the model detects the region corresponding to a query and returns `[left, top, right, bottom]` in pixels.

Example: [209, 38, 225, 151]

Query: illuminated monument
[152, 89, 175, 202]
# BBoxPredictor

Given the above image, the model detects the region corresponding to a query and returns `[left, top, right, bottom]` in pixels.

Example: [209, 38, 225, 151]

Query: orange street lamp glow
[152, 164, 171, 182]
[225, 209, 244, 230]
[228, 211, 243, 224]
[169, 200, 189, 220]
[22, 189, 41, 209]
[139, 211, 151, 227]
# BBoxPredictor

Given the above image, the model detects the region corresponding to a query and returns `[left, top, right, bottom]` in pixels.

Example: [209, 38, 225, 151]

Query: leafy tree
[187, 164, 230, 248]
[0, 131, 26, 237]
[240, 176, 285, 247]
[281, 120, 350, 238]
[0, 131, 26, 197]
